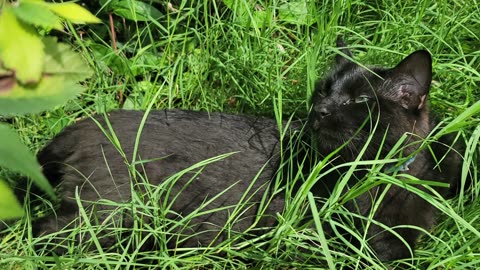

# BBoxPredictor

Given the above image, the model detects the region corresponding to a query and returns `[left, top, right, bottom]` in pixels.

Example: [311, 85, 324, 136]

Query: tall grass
[1, 0, 479, 269]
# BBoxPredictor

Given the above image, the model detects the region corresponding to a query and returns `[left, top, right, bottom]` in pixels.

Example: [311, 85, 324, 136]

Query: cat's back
[39, 109, 282, 173]
[34, 109, 285, 249]
[39, 109, 284, 194]
[40, 109, 279, 155]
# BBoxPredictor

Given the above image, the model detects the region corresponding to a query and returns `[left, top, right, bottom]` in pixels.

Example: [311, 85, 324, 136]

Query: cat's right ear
[391, 50, 432, 111]
[335, 36, 354, 65]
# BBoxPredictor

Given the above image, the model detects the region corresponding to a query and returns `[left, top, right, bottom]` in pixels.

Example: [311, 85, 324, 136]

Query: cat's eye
[342, 95, 370, 105]
[354, 95, 370, 103]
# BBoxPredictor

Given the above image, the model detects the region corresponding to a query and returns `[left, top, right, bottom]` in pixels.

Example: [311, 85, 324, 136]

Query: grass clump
[1, 0, 479, 269]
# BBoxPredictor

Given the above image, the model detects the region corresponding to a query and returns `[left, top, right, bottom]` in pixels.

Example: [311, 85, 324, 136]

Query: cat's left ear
[391, 50, 432, 111]
[335, 36, 354, 66]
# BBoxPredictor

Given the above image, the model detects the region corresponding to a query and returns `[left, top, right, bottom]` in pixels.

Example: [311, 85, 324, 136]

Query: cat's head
[309, 38, 433, 160]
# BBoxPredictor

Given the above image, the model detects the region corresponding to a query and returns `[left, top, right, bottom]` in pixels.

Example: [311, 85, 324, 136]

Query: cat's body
[33, 110, 286, 250]
[23, 40, 462, 263]
[306, 40, 462, 261]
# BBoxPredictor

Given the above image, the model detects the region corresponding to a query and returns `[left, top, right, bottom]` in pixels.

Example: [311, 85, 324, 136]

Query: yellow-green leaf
[0, 76, 85, 115]
[43, 38, 93, 81]
[0, 179, 23, 220]
[0, 7, 44, 84]
[0, 37, 92, 114]
[12, 0, 64, 31]
[47, 2, 101, 24]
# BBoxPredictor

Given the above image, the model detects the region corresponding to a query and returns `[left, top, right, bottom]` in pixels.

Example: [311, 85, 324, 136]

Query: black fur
[33, 110, 285, 251]
[308, 38, 462, 261]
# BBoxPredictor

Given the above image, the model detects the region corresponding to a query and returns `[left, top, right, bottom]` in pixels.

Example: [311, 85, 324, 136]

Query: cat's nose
[314, 105, 331, 118]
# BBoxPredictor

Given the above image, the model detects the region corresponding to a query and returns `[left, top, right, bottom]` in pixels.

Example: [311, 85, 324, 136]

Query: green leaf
[222, 0, 234, 10]
[12, 0, 64, 31]
[0, 179, 24, 220]
[0, 76, 85, 115]
[0, 124, 55, 198]
[90, 43, 128, 74]
[111, 0, 163, 22]
[43, 38, 93, 81]
[220, 1, 267, 29]
[0, 7, 44, 84]
[438, 100, 480, 135]
[278, 2, 313, 26]
[0, 38, 92, 114]
[47, 2, 101, 24]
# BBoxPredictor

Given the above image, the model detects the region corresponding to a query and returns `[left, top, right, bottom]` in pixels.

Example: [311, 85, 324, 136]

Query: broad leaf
[222, 0, 234, 9]
[0, 76, 85, 115]
[220, 0, 267, 29]
[0, 7, 44, 84]
[111, 0, 163, 22]
[0, 179, 23, 220]
[43, 38, 93, 81]
[0, 38, 92, 115]
[90, 43, 128, 74]
[278, 2, 313, 26]
[12, 0, 64, 31]
[47, 2, 101, 24]
[0, 124, 54, 198]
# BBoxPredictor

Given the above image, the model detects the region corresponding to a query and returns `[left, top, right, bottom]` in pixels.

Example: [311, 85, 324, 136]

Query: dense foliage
[1, 0, 479, 269]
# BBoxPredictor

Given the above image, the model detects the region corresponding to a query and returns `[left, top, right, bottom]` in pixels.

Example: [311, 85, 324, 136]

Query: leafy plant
[0, 0, 99, 220]
[0, 0, 479, 269]
[100, 0, 163, 22]
[222, 0, 315, 28]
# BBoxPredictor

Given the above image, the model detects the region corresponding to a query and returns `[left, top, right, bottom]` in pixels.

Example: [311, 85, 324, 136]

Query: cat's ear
[390, 50, 432, 111]
[335, 36, 354, 65]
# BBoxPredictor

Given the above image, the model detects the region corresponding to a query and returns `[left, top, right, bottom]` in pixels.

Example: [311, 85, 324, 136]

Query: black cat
[23, 39, 461, 263]
[307, 38, 462, 262]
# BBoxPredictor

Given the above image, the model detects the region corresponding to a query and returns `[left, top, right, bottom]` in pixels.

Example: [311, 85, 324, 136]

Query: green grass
[1, 0, 480, 269]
